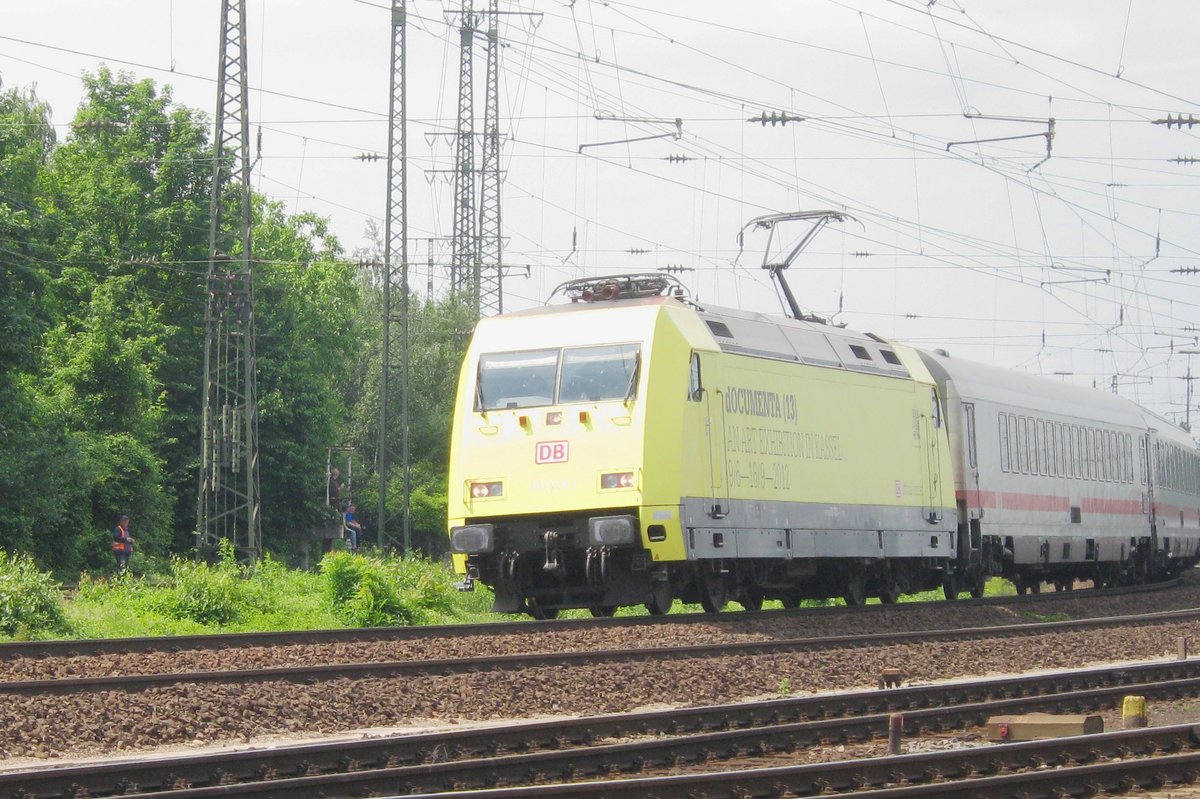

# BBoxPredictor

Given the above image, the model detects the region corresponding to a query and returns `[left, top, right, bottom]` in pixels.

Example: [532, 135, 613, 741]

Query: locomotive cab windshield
[476, 343, 641, 410]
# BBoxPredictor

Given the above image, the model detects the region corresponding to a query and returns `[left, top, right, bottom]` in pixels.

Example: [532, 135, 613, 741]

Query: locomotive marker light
[600, 471, 636, 489]
[469, 480, 503, 498]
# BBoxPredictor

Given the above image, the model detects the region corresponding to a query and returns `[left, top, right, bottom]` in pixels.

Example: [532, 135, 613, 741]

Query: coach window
[998, 413, 1010, 472]
[688, 352, 703, 401]
[1116, 434, 1125, 483]
[1018, 416, 1029, 474]
[1069, 425, 1079, 478]
[1087, 429, 1096, 481]
[1033, 420, 1044, 475]
[1009, 415, 1019, 472]
[1051, 422, 1061, 477]
[1100, 431, 1109, 481]
[1057, 423, 1067, 477]
[964, 404, 978, 469]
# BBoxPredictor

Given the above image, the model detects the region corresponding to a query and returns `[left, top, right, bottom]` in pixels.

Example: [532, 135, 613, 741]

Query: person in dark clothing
[327, 468, 342, 507]
[112, 515, 133, 573]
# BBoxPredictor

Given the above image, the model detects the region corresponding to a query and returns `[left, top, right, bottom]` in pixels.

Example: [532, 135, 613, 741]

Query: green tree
[343, 289, 476, 555]
[252, 199, 361, 555]
[38, 68, 212, 554]
[0, 82, 82, 562]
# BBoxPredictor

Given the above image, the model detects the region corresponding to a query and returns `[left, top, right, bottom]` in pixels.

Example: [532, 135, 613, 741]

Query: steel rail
[391, 725, 1200, 799]
[7, 658, 1200, 798]
[4, 606, 1200, 697]
[3, 576, 1180, 661]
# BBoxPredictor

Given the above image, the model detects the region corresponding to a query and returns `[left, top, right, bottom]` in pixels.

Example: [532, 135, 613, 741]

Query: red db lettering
[536, 441, 569, 464]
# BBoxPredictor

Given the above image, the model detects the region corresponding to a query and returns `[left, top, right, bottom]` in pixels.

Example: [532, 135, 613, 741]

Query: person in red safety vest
[112, 514, 133, 573]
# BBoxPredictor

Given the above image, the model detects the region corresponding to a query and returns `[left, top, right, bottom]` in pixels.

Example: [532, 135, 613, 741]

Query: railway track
[3, 607, 1199, 696]
[6, 657, 1200, 798]
[6, 576, 1180, 661]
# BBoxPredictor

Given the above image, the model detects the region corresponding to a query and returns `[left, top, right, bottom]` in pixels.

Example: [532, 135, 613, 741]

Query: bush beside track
[0, 545, 503, 641]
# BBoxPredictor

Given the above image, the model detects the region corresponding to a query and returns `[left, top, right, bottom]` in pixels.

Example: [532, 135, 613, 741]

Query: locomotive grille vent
[706, 320, 734, 339]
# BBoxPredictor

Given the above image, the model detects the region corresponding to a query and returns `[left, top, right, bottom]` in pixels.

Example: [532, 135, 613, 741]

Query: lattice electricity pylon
[197, 0, 261, 560]
[478, 0, 503, 316]
[378, 0, 413, 552]
[451, 7, 479, 304]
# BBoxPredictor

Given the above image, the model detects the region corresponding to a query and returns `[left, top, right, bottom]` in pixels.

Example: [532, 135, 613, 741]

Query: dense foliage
[0, 70, 469, 577]
[0, 550, 68, 638]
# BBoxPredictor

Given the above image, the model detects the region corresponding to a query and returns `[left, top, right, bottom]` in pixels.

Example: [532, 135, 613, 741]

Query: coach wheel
[1012, 575, 1026, 595]
[738, 589, 764, 612]
[942, 573, 962, 601]
[780, 594, 801, 609]
[877, 573, 901, 605]
[843, 571, 867, 606]
[646, 579, 674, 616]
[526, 598, 559, 620]
[969, 572, 986, 599]
[699, 571, 729, 613]
[1028, 579, 1041, 594]
[589, 605, 617, 618]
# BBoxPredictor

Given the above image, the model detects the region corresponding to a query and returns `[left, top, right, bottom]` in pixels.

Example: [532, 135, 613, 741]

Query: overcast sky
[3, 0, 1199, 426]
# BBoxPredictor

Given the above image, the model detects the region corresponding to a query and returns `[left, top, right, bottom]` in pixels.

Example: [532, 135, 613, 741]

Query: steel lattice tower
[197, 0, 261, 559]
[478, 0, 503, 315]
[451, 8, 478, 302]
[378, 0, 412, 551]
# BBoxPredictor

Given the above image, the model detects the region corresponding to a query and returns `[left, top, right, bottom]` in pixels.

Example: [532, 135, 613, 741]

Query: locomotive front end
[448, 292, 677, 618]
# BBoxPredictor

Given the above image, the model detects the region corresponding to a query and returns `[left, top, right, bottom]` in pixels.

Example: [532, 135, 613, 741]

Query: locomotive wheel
[942, 573, 962, 600]
[1028, 579, 1041, 594]
[779, 594, 801, 609]
[843, 572, 867, 606]
[646, 579, 674, 616]
[589, 605, 617, 618]
[1012, 574, 1026, 595]
[699, 571, 729, 613]
[969, 572, 986, 599]
[738, 589, 764, 612]
[526, 599, 559, 620]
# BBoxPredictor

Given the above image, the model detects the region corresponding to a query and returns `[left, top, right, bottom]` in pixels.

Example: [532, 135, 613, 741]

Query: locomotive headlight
[450, 524, 494, 554]
[600, 471, 636, 490]
[469, 481, 503, 499]
[588, 515, 637, 546]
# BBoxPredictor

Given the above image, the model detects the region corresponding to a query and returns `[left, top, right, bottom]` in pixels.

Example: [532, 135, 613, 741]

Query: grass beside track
[0, 543, 1018, 642]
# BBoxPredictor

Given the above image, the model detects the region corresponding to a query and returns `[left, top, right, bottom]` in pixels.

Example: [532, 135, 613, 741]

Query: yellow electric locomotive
[448, 273, 960, 617]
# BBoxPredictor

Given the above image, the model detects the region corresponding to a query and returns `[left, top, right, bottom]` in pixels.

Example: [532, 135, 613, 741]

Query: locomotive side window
[560, 344, 641, 403]
[688, 352, 702, 401]
[477, 349, 558, 410]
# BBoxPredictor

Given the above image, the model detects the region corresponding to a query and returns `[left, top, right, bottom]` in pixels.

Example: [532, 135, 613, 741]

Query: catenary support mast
[197, 0, 261, 559]
[478, 0, 504, 315]
[379, 0, 412, 551]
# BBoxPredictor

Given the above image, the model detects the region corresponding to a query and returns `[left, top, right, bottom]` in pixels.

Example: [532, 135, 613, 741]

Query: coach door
[920, 387, 944, 524]
[961, 403, 983, 518]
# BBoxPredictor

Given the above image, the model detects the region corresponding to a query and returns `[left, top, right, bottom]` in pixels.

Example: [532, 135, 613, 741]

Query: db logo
[535, 441, 569, 464]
